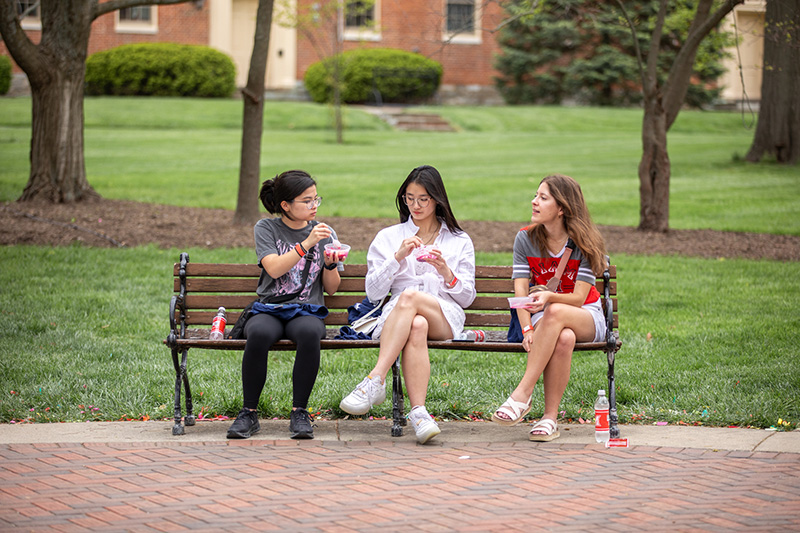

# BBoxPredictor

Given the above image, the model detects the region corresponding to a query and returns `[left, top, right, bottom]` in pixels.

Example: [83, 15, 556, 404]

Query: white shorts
[530, 299, 607, 343]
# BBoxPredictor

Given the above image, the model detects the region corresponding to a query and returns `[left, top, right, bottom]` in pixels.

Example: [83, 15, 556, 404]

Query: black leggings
[241, 313, 325, 410]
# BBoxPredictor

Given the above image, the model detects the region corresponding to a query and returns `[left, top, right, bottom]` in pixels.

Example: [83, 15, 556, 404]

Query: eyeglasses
[293, 196, 322, 209]
[403, 195, 431, 208]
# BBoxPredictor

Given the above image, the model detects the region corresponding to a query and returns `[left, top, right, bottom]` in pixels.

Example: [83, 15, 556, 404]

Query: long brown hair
[527, 174, 607, 275]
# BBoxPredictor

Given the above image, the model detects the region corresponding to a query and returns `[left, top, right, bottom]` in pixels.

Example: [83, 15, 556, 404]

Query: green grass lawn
[1, 98, 798, 429]
[1, 98, 798, 234]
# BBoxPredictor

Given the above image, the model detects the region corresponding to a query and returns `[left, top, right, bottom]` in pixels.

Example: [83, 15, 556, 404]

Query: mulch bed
[2, 198, 799, 261]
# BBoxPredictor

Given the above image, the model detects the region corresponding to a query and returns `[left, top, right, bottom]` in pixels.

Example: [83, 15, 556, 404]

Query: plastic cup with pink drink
[508, 296, 535, 309]
[414, 245, 437, 262]
[324, 241, 351, 262]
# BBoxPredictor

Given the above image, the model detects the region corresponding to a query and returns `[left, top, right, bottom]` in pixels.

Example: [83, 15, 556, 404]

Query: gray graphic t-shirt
[253, 217, 341, 305]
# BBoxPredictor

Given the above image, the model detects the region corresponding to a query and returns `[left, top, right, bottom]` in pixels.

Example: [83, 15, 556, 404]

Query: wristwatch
[324, 262, 338, 270]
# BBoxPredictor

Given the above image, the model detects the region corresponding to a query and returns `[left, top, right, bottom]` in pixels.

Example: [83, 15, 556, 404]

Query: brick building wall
[294, 0, 504, 87]
[1, 3, 209, 74]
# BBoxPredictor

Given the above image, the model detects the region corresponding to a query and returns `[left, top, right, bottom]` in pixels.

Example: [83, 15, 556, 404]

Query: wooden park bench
[165, 252, 621, 438]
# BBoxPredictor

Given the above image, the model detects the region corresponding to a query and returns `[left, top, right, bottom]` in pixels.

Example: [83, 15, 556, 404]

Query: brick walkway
[1, 440, 799, 532]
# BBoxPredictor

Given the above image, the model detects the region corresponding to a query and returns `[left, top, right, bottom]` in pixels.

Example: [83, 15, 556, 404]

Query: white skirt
[530, 299, 607, 343]
[371, 287, 465, 341]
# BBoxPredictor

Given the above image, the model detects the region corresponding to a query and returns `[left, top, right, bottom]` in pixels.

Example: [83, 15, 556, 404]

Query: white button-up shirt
[366, 218, 476, 339]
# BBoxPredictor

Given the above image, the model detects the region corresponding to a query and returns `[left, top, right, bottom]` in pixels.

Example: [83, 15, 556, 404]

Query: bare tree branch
[664, 0, 744, 127]
[0, 1, 45, 78]
[92, 0, 192, 20]
[614, 0, 645, 97]
[644, 0, 669, 98]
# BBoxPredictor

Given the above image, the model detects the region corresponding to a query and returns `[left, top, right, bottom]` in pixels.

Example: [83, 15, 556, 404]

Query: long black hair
[395, 165, 464, 234]
[259, 169, 316, 219]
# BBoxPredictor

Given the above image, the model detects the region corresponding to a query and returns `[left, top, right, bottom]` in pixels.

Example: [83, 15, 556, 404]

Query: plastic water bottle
[455, 330, 485, 342]
[594, 389, 610, 443]
[209, 307, 227, 340]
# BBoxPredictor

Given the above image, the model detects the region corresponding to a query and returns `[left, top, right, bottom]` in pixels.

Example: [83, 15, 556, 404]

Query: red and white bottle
[209, 307, 227, 340]
[456, 330, 485, 342]
[594, 389, 610, 443]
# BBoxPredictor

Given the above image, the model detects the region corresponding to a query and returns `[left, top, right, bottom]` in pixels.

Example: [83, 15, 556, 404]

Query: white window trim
[115, 6, 158, 35]
[443, 0, 482, 44]
[18, 1, 41, 30]
[20, 18, 41, 31]
[342, 1, 381, 42]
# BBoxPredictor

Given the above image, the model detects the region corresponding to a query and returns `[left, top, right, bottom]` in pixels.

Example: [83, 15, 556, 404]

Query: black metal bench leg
[181, 348, 195, 427]
[607, 349, 620, 439]
[171, 347, 185, 435]
[391, 357, 405, 436]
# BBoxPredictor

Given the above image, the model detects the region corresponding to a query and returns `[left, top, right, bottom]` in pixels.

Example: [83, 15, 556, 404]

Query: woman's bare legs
[399, 315, 432, 406]
[494, 304, 593, 423]
[367, 291, 452, 399]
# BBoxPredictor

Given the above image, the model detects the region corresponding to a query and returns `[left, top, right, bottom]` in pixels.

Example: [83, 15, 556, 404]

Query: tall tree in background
[495, 0, 731, 108]
[277, 0, 376, 144]
[0, 0, 192, 203]
[617, 0, 743, 232]
[746, 0, 800, 165]
[234, 0, 275, 225]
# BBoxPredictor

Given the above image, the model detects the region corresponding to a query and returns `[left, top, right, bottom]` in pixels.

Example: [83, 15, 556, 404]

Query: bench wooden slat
[177, 277, 615, 297]
[177, 263, 616, 280]
[178, 277, 368, 293]
[178, 263, 371, 277]
[173, 327, 621, 353]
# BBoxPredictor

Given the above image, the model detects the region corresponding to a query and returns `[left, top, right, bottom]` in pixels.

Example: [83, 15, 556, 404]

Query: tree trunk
[620, 0, 742, 232]
[20, 59, 98, 203]
[5, 0, 98, 203]
[234, 0, 275, 226]
[638, 93, 671, 232]
[746, 0, 800, 165]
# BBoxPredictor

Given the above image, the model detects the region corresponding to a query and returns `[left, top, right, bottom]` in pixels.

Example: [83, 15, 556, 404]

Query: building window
[116, 6, 158, 34]
[17, 0, 41, 30]
[342, 0, 380, 42]
[119, 7, 152, 22]
[446, 0, 474, 33]
[345, 1, 374, 28]
[444, 0, 481, 43]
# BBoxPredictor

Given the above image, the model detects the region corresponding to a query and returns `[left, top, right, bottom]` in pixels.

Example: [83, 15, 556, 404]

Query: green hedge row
[304, 48, 442, 104]
[0, 55, 11, 96]
[85, 43, 236, 98]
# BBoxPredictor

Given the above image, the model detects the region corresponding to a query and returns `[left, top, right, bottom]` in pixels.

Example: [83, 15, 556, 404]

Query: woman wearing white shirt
[339, 165, 476, 443]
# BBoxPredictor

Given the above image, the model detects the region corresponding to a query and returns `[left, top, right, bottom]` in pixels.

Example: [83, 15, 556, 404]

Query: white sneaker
[408, 405, 441, 444]
[339, 375, 386, 415]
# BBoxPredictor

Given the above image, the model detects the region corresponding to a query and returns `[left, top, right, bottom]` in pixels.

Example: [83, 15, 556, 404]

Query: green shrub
[0, 55, 12, 96]
[85, 43, 236, 98]
[304, 48, 442, 104]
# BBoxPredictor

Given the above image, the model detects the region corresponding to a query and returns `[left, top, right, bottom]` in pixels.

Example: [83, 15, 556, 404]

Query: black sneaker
[226, 408, 260, 439]
[289, 408, 314, 439]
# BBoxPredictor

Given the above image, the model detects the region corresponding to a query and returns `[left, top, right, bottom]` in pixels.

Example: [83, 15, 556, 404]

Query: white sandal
[491, 395, 532, 426]
[528, 418, 560, 442]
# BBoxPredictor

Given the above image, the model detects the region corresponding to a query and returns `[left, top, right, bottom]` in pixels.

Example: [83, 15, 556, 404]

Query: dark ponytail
[260, 170, 316, 218]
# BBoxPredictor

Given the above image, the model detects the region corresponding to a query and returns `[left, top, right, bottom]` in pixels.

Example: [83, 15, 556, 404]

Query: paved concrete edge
[0, 419, 797, 453]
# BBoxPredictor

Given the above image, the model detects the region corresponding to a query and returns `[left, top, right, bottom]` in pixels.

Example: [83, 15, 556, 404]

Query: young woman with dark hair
[227, 169, 344, 440]
[339, 165, 476, 443]
[491, 174, 608, 441]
